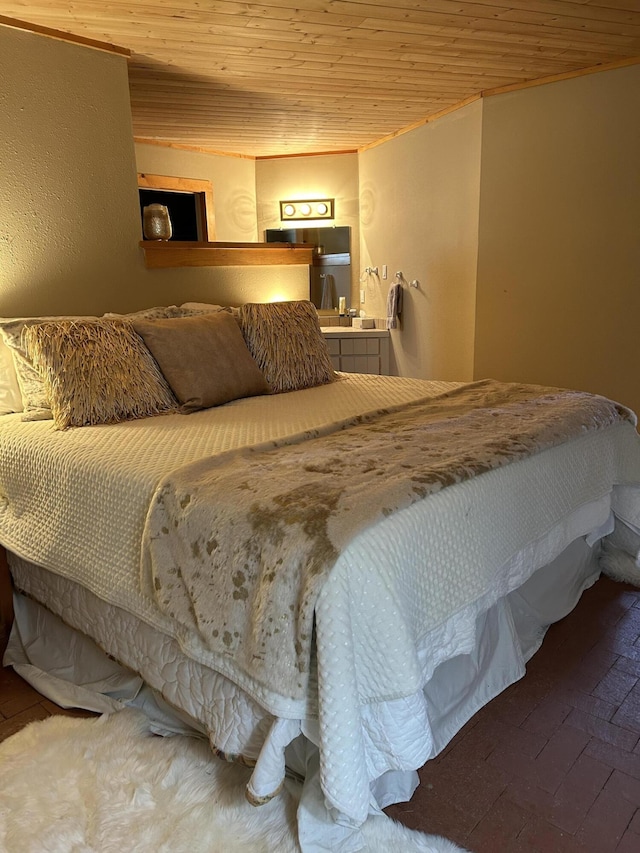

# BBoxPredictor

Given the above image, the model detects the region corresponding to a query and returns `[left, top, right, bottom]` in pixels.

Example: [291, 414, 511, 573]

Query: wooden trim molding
[0, 14, 130, 57]
[139, 241, 314, 269]
[359, 54, 640, 154]
[358, 95, 481, 153]
[138, 173, 216, 242]
[482, 55, 640, 99]
[256, 149, 358, 161]
[135, 139, 254, 161]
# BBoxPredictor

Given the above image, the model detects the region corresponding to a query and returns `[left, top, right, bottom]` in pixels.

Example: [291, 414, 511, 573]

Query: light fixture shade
[279, 198, 335, 221]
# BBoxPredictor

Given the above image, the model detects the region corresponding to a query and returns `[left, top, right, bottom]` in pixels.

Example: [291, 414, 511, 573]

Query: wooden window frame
[137, 173, 216, 241]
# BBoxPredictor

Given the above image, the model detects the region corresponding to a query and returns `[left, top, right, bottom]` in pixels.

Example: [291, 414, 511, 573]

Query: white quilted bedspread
[3, 374, 640, 827]
[0, 374, 453, 717]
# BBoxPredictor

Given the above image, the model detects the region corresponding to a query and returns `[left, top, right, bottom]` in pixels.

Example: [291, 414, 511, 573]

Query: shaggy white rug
[0, 710, 468, 853]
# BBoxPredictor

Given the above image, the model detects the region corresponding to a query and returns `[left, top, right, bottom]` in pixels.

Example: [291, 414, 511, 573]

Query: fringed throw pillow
[22, 319, 177, 429]
[239, 301, 336, 393]
[0, 315, 95, 420]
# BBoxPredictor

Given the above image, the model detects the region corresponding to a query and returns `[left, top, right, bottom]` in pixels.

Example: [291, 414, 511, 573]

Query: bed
[2, 300, 640, 853]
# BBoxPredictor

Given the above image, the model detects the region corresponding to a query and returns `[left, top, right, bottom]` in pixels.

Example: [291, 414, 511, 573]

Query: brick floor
[2, 576, 640, 851]
[0, 655, 94, 745]
[386, 576, 640, 851]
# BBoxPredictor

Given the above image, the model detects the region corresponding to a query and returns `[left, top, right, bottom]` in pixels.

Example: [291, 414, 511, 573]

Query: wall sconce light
[279, 199, 335, 221]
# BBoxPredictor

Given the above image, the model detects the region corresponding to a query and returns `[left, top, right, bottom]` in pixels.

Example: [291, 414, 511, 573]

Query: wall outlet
[360, 289, 366, 303]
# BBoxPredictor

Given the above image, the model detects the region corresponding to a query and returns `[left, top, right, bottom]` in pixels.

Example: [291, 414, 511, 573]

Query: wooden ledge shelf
[139, 241, 314, 269]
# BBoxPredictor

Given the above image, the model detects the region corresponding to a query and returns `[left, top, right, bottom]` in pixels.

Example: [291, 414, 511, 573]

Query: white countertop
[320, 326, 389, 337]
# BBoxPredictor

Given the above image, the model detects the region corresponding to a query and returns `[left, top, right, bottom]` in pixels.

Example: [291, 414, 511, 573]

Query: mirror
[265, 226, 351, 314]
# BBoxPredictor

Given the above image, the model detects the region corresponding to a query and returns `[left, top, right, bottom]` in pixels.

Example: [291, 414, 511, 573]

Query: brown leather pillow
[133, 312, 269, 412]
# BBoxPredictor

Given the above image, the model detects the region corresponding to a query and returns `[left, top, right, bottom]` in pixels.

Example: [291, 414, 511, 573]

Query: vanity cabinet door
[321, 331, 389, 375]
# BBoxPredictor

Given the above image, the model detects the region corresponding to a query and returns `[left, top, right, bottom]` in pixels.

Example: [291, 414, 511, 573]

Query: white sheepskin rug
[0, 710, 467, 853]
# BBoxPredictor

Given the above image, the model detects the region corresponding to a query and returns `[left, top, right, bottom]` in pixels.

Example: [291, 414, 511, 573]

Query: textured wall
[0, 26, 308, 317]
[135, 143, 258, 242]
[358, 102, 482, 380]
[255, 154, 360, 306]
[0, 26, 143, 316]
[474, 64, 640, 415]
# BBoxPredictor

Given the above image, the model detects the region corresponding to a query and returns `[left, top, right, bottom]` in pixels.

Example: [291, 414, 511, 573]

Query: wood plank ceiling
[2, 1, 640, 157]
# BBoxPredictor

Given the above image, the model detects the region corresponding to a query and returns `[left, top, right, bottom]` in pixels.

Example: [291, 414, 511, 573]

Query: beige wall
[0, 25, 308, 318]
[0, 26, 143, 317]
[358, 101, 482, 380]
[134, 143, 312, 305]
[134, 143, 258, 242]
[474, 64, 640, 414]
[255, 154, 360, 306]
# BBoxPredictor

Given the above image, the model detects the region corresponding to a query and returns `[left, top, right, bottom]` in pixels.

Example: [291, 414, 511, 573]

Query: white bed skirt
[5, 533, 602, 852]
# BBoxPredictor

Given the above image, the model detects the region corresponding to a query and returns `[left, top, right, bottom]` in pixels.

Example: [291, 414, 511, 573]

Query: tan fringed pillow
[132, 313, 269, 412]
[0, 315, 95, 420]
[239, 301, 336, 394]
[22, 320, 177, 429]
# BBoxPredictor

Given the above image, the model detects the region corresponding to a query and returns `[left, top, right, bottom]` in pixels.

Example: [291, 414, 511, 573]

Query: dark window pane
[139, 189, 199, 241]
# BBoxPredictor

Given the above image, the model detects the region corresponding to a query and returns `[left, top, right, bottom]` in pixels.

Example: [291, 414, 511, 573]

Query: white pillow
[179, 302, 238, 316]
[103, 306, 179, 320]
[105, 305, 234, 319]
[0, 336, 22, 414]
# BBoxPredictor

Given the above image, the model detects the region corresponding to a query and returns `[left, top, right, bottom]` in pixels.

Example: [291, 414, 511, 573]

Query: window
[137, 174, 215, 242]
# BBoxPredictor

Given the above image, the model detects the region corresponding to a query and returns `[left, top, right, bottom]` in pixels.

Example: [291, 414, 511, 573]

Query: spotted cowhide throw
[141, 379, 632, 701]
